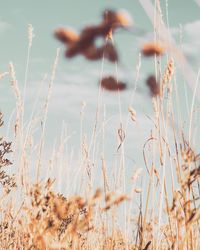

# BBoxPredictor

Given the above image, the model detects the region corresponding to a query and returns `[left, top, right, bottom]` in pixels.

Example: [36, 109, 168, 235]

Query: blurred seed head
[146, 75, 160, 96]
[54, 28, 79, 44]
[100, 76, 127, 91]
[142, 42, 165, 57]
[103, 9, 133, 29]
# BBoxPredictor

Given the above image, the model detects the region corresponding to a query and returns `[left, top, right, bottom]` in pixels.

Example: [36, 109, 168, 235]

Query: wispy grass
[0, 3, 200, 249]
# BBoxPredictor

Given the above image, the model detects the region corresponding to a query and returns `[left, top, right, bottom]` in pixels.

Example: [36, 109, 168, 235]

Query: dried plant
[100, 76, 127, 91]
[146, 75, 160, 97]
[0, 112, 16, 193]
[55, 9, 132, 62]
[141, 42, 165, 57]
[1, 4, 200, 250]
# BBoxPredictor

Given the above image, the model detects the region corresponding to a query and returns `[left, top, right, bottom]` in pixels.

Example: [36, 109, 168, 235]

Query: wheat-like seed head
[28, 24, 34, 48]
[162, 58, 174, 86]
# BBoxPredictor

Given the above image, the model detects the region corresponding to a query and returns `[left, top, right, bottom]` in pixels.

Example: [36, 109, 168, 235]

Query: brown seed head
[54, 28, 79, 44]
[104, 42, 118, 62]
[142, 42, 165, 57]
[146, 75, 160, 96]
[100, 76, 127, 91]
[82, 45, 103, 61]
[103, 9, 132, 29]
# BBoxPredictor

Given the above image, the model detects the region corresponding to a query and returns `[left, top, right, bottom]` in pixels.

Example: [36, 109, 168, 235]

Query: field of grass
[0, 1, 200, 250]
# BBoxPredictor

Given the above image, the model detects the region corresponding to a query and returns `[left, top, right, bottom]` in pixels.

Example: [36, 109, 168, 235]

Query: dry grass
[0, 3, 200, 250]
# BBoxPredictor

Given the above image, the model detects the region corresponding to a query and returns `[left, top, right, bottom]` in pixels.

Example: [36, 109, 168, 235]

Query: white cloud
[165, 20, 200, 66]
[183, 20, 200, 42]
[170, 20, 200, 43]
[180, 20, 200, 65]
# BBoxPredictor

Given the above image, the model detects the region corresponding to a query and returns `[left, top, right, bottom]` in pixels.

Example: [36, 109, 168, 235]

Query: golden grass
[0, 5, 200, 250]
